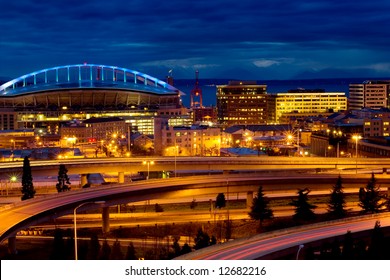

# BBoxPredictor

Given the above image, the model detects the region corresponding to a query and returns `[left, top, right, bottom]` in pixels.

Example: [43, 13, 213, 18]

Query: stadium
[0, 64, 186, 135]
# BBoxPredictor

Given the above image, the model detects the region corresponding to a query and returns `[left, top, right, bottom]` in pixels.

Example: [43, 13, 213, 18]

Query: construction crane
[190, 70, 202, 108]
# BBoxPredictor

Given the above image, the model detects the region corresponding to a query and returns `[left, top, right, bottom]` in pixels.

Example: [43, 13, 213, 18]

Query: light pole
[352, 135, 362, 174]
[296, 244, 304, 260]
[174, 145, 178, 178]
[10, 139, 15, 161]
[73, 201, 105, 260]
[143, 160, 154, 180]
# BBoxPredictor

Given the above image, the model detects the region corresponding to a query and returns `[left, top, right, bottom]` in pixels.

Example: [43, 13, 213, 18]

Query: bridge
[1, 172, 390, 257]
[1, 156, 390, 186]
[176, 212, 390, 259]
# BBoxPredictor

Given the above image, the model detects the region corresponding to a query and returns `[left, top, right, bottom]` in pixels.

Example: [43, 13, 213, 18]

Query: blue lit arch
[0, 64, 179, 96]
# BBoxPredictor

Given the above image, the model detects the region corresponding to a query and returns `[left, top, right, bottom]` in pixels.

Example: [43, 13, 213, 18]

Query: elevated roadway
[177, 213, 390, 260]
[1, 156, 390, 180]
[1, 173, 390, 256]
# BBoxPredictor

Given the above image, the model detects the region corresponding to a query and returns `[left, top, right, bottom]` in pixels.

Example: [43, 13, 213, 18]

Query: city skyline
[2, 1, 390, 80]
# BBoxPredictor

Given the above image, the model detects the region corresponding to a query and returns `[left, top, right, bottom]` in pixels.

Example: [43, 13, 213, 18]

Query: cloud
[253, 58, 294, 68]
[253, 60, 281, 68]
[2, 0, 390, 79]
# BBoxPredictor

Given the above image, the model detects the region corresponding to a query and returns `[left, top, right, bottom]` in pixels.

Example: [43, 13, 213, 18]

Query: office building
[349, 80, 390, 110]
[267, 89, 347, 124]
[216, 81, 267, 127]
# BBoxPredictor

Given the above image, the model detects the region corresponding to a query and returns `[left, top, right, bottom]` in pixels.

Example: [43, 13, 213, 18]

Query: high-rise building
[349, 81, 390, 110]
[267, 89, 347, 124]
[216, 81, 267, 127]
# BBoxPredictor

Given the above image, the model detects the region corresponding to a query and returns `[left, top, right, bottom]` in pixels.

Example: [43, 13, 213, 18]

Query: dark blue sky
[2, 0, 390, 81]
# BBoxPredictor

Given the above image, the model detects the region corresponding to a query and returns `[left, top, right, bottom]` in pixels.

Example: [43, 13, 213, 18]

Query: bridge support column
[102, 207, 110, 234]
[388, 187, 390, 198]
[118, 172, 125, 183]
[246, 191, 253, 210]
[8, 235, 17, 255]
[80, 174, 88, 187]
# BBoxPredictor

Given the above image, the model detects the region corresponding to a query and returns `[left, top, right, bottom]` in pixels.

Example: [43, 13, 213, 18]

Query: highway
[2, 156, 390, 178]
[177, 213, 390, 260]
[1, 172, 389, 259]
[1, 173, 379, 243]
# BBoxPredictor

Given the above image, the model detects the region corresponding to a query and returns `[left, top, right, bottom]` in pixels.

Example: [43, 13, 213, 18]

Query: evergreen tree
[215, 193, 226, 209]
[111, 239, 124, 260]
[21, 156, 35, 200]
[358, 173, 384, 213]
[99, 239, 111, 260]
[50, 228, 65, 260]
[125, 242, 137, 260]
[290, 188, 317, 220]
[154, 203, 164, 212]
[248, 186, 273, 228]
[330, 238, 342, 260]
[194, 228, 211, 250]
[341, 231, 354, 259]
[327, 175, 347, 218]
[88, 234, 100, 260]
[171, 238, 181, 258]
[368, 221, 385, 259]
[78, 239, 89, 260]
[180, 243, 192, 255]
[56, 164, 71, 192]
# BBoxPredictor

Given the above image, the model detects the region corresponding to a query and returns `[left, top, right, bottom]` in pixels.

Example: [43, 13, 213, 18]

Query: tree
[125, 242, 137, 260]
[155, 203, 164, 212]
[56, 164, 71, 192]
[368, 221, 386, 259]
[111, 239, 124, 260]
[88, 234, 101, 260]
[180, 243, 192, 255]
[99, 239, 111, 259]
[194, 228, 211, 250]
[290, 188, 317, 220]
[358, 173, 384, 213]
[248, 186, 273, 228]
[215, 193, 226, 209]
[341, 231, 354, 259]
[21, 156, 35, 200]
[327, 175, 347, 218]
[50, 228, 65, 260]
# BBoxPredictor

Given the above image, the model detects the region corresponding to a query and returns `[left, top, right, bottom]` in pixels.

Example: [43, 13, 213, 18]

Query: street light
[143, 160, 154, 180]
[352, 135, 362, 174]
[174, 145, 178, 178]
[10, 140, 15, 161]
[73, 201, 105, 260]
[296, 244, 304, 260]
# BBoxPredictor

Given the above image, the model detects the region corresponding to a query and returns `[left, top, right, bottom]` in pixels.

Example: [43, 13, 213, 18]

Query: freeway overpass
[176, 212, 390, 260]
[1, 173, 390, 256]
[1, 156, 390, 184]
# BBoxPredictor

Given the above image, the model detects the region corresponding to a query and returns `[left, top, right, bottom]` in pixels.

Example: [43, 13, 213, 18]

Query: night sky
[2, 0, 390, 81]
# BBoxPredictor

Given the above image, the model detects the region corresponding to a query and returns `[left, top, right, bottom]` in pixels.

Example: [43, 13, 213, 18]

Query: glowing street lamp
[73, 201, 105, 260]
[10, 139, 15, 150]
[352, 135, 362, 174]
[143, 160, 154, 180]
[174, 145, 178, 178]
[296, 244, 304, 260]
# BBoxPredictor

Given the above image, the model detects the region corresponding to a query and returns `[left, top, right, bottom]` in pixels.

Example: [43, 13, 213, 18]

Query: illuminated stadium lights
[0, 64, 179, 95]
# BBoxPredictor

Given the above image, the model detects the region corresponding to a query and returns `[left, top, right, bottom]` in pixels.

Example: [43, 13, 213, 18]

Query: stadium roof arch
[0, 64, 183, 109]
